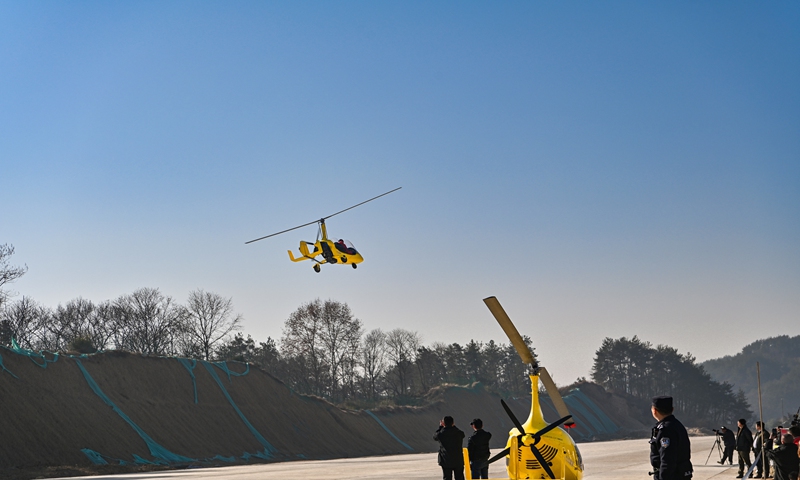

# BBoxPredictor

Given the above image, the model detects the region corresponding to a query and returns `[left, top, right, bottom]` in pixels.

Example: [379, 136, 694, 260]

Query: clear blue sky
[2, 1, 798, 383]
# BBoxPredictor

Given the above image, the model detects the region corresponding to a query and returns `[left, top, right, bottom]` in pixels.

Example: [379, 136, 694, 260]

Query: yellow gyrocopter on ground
[245, 187, 401, 273]
[468, 297, 584, 480]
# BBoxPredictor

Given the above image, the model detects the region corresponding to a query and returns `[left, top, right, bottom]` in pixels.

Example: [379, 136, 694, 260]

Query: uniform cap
[470, 418, 483, 428]
[651, 396, 673, 411]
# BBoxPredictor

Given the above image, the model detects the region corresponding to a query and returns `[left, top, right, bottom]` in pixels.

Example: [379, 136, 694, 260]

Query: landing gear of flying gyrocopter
[313, 264, 321, 273]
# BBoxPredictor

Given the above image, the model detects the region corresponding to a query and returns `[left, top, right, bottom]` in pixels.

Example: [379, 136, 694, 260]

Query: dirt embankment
[0, 347, 650, 476]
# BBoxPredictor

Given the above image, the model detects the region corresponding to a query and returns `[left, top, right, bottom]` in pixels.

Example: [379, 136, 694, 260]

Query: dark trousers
[442, 466, 465, 480]
[755, 452, 769, 477]
[470, 462, 489, 479]
[738, 450, 752, 475]
[723, 447, 735, 464]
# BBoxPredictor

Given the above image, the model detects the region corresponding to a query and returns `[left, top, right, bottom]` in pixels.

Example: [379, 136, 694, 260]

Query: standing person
[719, 427, 737, 465]
[754, 421, 773, 478]
[650, 396, 693, 480]
[766, 434, 799, 480]
[467, 418, 492, 479]
[737, 419, 754, 478]
[434, 416, 466, 480]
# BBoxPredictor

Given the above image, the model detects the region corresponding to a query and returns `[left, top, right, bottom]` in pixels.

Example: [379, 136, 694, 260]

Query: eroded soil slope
[0, 347, 649, 472]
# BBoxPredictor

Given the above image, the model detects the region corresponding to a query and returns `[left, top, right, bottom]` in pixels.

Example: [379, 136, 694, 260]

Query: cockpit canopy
[334, 239, 357, 255]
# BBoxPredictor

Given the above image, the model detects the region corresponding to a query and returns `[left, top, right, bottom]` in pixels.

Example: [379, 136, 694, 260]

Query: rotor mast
[319, 219, 328, 240]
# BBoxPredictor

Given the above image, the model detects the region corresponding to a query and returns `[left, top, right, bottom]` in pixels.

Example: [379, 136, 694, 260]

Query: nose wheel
[352, 264, 357, 269]
[313, 264, 321, 273]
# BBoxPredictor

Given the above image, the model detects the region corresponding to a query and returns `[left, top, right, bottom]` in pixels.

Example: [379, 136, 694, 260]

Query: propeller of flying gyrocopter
[482, 296, 575, 428]
[484, 399, 573, 479]
[245, 187, 402, 244]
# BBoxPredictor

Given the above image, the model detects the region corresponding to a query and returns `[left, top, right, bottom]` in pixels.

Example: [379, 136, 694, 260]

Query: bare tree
[0, 244, 27, 309]
[0, 296, 47, 349]
[281, 299, 362, 401]
[48, 298, 116, 352]
[360, 328, 387, 400]
[317, 300, 362, 401]
[112, 288, 185, 355]
[385, 328, 421, 397]
[183, 289, 242, 360]
[281, 300, 327, 396]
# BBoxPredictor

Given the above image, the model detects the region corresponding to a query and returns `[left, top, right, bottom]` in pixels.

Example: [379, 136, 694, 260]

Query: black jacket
[650, 415, 693, 480]
[434, 425, 465, 467]
[766, 444, 800, 480]
[721, 429, 736, 449]
[467, 429, 492, 464]
[753, 430, 773, 453]
[736, 425, 753, 452]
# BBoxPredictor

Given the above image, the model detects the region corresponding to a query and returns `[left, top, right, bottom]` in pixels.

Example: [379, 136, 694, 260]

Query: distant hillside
[701, 335, 800, 423]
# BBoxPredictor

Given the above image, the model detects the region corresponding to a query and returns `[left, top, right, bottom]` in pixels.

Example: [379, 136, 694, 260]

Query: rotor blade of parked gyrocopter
[538, 367, 575, 428]
[483, 296, 537, 367]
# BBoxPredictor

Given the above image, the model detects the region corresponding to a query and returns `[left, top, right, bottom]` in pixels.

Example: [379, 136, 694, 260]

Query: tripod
[705, 434, 724, 465]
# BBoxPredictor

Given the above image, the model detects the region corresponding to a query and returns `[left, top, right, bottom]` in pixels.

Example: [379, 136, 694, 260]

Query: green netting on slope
[10, 339, 61, 368]
[75, 359, 196, 464]
[570, 389, 618, 433]
[177, 358, 198, 404]
[79, 358, 277, 465]
[563, 395, 606, 433]
[365, 410, 414, 451]
[200, 361, 276, 458]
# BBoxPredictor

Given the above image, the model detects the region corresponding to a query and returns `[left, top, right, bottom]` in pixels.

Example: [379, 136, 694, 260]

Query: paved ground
[55, 436, 739, 480]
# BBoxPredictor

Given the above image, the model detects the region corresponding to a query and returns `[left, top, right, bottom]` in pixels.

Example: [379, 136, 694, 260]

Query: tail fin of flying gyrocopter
[482, 296, 575, 428]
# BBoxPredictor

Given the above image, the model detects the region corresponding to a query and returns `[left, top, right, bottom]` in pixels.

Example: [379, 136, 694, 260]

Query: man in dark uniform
[737, 419, 754, 478]
[719, 426, 736, 465]
[650, 396, 693, 480]
[435, 415, 466, 480]
[753, 421, 772, 478]
[467, 418, 492, 479]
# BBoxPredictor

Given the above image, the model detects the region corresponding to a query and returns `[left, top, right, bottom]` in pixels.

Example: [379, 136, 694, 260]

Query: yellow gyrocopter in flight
[471, 297, 584, 480]
[245, 187, 401, 273]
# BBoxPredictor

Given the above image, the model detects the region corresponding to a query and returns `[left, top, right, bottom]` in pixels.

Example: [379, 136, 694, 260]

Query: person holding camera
[717, 427, 737, 465]
[737, 419, 755, 478]
[434, 415, 466, 480]
[650, 396, 693, 480]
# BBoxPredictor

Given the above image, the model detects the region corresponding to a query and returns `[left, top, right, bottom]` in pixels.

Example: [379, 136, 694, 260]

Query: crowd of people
[717, 419, 800, 480]
[432, 399, 799, 480]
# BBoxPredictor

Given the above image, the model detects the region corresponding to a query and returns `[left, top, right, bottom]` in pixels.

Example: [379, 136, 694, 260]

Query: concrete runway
[57, 436, 739, 480]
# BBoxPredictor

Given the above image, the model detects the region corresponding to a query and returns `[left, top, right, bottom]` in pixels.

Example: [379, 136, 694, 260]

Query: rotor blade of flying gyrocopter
[245, 187, 401, 244]
[482, 296, 575, 428]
